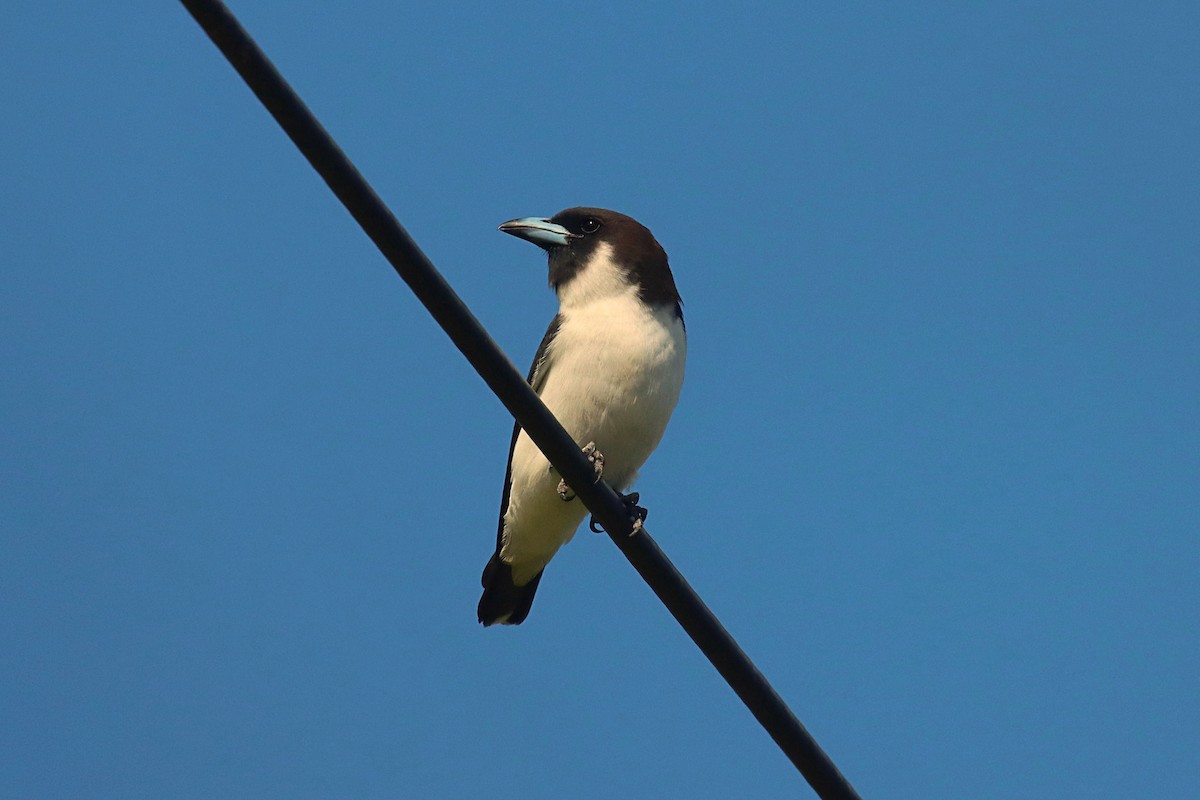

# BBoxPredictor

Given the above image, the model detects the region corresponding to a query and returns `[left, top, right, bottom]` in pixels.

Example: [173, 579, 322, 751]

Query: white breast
[500, 245, 687, 582]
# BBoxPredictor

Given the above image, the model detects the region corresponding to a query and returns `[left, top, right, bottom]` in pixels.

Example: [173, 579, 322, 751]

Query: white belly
[500, 297, 686, 582]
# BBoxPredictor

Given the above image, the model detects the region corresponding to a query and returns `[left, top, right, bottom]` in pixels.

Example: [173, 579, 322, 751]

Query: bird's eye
[580, 217, 601, 234]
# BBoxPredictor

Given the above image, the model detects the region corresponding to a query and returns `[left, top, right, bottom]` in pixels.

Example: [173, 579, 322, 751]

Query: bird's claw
[557, 442, 604, 502]
[589, 491, 647, 536]
[583, 442, 605, 479]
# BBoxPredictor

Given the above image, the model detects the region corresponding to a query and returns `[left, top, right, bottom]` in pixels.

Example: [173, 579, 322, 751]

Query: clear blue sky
[3, 2, 1197, 797]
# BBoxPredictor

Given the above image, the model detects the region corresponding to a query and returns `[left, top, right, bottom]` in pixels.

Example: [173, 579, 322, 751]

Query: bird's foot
[556, 442, 605, 501]
[589, 491, 647, 536]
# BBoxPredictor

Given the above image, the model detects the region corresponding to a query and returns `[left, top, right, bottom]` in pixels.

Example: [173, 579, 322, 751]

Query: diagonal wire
[177, 2, 863, 797]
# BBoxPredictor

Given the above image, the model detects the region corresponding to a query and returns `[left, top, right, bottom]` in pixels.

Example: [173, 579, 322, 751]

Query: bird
[477, 207, 687, 626]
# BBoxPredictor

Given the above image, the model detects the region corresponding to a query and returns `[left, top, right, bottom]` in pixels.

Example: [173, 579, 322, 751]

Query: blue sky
[3, 2, 1197, 797]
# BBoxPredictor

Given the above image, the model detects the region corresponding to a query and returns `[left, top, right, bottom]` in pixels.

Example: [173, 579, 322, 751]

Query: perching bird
[477, 207, 687, 626]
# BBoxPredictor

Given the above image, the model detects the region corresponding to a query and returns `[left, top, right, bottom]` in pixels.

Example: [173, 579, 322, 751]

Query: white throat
[556, 242, 637, 310]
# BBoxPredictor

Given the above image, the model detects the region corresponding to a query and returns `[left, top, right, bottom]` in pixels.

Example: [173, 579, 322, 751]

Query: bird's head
[498, 207, 680, 310]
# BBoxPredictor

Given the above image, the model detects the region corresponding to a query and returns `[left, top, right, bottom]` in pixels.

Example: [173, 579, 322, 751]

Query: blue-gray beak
[498, 217, 576, 250]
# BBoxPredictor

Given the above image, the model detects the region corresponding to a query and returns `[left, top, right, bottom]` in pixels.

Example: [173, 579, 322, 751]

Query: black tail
[477, 553, 544, 626]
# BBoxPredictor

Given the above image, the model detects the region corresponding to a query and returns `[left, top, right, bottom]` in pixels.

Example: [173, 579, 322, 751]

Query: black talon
[589, 491, 648, 536]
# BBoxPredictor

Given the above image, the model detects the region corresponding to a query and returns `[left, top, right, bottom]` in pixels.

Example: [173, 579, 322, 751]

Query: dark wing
[494, 314, 561, 550]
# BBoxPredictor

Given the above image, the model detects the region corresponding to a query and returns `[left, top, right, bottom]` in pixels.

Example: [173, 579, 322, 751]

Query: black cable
[178, 2, 863, 797]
